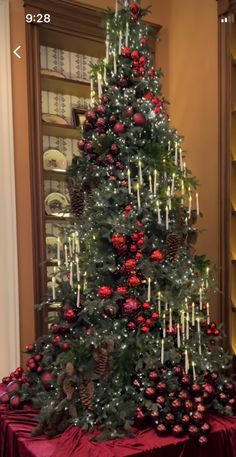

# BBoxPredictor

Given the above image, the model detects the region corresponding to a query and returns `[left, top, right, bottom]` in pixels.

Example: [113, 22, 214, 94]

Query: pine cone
[63, 378, 74, 400]
[78, 379, 94, 410]
[69, 186, 85, 217]
[94, 347, 109, 378]
[166, 233, 181, 262]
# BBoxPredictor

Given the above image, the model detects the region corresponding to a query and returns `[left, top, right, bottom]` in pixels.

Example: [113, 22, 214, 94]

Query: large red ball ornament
[136, 315, 145, 324]
[112, 233, 126, 249]
[41, 372, 53, 385]
[148, 370, 159, 382]
[78, 139, 85, 151]
[105, 154, 115, 165]
[130, 2, 140, 15]
[140, 325, 149, 333]
[121, 47, 131, 58]
[172, 424, 184, 437]
[98, 286, 113, 299]
[96, 117, 106, 128]
[165, 412, 175, 424]
[192, 384, 202, 395]
[116, 286, 128, 295]
[133, 113, 146, 127]
[10, 394, 21, 409]
[150, 250, 165, 262]
[121, 297, 140, 316]
[64, 308, 77, 322]
[110, 144, 119, 155]
[156, 423, 167, 435]
[181, 414, 190, 426]
[96, 104, 106, 114]
[127, 322, 136, 331]
[128, 275, 141, 287]
[188, 425, 199, 437]
[171, 399, 182, 410]
[113, 122, 126, 134]
[86, 111, 96, 122]
[124, 259, 137, 272]
[131, 50, 139, 61]
[198, 435, 208, 446]
[0, 392, 10, 404]
[144, 386, 156, 399]
[156, 395, 166, 406]
[6, 381, 20, 394]
[156, 381, 167, 392]
[192, 411, 204, 424]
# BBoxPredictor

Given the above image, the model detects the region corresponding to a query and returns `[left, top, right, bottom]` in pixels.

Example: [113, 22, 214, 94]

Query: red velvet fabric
[1, 396, 236, 457]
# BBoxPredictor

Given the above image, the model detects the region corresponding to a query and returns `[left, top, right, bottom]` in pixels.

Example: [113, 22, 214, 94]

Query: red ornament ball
[113, 122, 126, 134]
[156, 423, 167, 435]
[86, 111, 96, 122]
[127, 322, 136, 331]
[148, 370, 159, 382]
[152, 312, 160, 320]
[128, 275, 141, 287]
[98, 286, 113, 299]
[172, 424, 184, 437]
[144, 386, 156, 399]
[96, 104, 106, 114]
[165, 412, 175, 424]
[140, 325, 149, 333]
[124, 259, 137, 272]
[121, 297, 140, 316]
[131, 50, 139, 61]
[116, 286, 128, 295]
[110, 144, 119, 155]
[140, 37, 148, 46]
[124, 106, 133, 117]
[142, 302, 151, 310]
[121, 47, 131, 58]
[64, 309, 77, 322]
[6, 381, 20, 394]
[156, 395, 166, 406]
[156, 381, 167, 392]
[198, 435, 208, 446]
[41, 371, 53, 385]
[10, 394, 21, 409]
[0, 392, 10, 404]
[112, 233, 126, 249]
[188, 425, 199, 438]
[150, 250, 165, 262]
[130, 2, 140, 15]
[201, 422, 211, 434]
[133, 113, 146, 127]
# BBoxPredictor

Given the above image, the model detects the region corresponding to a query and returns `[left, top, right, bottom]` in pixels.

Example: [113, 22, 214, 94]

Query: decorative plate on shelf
[45, 192, 69, 217]
[43, 149, 67, 172]
[41, 69, 66, 79]
[46, 236, 58, 260]
[42, 113, 69, 125]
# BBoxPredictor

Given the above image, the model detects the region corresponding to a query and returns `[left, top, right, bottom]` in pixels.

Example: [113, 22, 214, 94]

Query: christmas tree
[2, 0, 236, 446]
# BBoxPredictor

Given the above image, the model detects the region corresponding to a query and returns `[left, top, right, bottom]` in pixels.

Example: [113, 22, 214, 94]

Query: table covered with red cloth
[1, 403, 236, 457]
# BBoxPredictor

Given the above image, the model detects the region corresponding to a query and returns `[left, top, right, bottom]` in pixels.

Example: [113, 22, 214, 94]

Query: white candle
[68, 237, 72, 257]
[97, 72, 102, 98]
[64, 245, 68, 268]
[57, 237, 60, 262]
[127, 168, 131, 194]
[52, 276, 56, 301]
[119, 30, 122, 54]
[165, 300, 168, 312]
[185, 349, 189, 373]
[115, 0, 118, 18]
[76, 255, 80, 282]
[153, 169, 157, 197]
[138, 160, 143, 185]
[149, 174, 153, 193]
[70, 262, 73, 288]
[103, 60, 107, 84]
[199, 287, 202, 310]
[177, 323, 181, 348]
[188, 194, 192, 218]
[196, 192, 200, 216]
[169, 307, 172, 332]
[161, 339, 164, 365]
[106, 22, 110, 62]
[168, 140, 171, 152]
[186, 312, 189, 340]
[72, 233, 76, 253]
[137, 183, 141, 210]
[197, 317, 200, 333]
[192, 361, 196, 381]
[192, 302, 195, 326]
[181, 180, 185, 196]
[125, 21, 129, 47]
[83, 272, 87, 291]
[205, 266, 209, 289]
[183, 162, 186, 177]
[77, 284, 81, 308]
[158, 292, 161, 314]
[157, 201, 161, 224]
[171, 173, 175, 196]
[75, 232, 80, 254]
[206, 302, 210, 325]
[179, 148, 183, 171]
[113, 52, 117, 75]
[147, 277, 151, 302]
[167, 186, 172, 210]
[165, 205, 169, 230]
[181, 311, 185, 335]
[90, 77, 94, 94]
[175, 142, 178, 165]
[163, 313, 166, 338]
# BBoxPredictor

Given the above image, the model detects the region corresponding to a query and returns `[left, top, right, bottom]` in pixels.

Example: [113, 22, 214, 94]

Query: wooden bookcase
[23, 0, 160, 337]
[218, 0, 236, 355]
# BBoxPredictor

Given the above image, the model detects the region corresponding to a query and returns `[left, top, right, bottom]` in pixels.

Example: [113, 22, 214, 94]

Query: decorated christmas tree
[2, 0, 236, 446]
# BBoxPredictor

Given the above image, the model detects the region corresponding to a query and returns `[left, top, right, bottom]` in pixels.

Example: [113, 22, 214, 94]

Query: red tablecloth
[1, 403, 236, 457]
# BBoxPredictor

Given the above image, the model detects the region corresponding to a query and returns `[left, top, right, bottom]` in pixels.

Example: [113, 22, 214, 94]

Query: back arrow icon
[13, 46, 21, 59]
